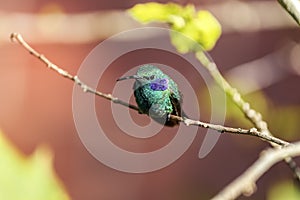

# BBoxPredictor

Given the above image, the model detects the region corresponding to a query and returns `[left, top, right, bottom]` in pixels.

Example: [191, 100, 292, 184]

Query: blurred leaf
[0, 131, 69, 200]
[129, 3, 194, 25]
[269, 106, 300, 141]
[267, 180, 300, 200]
[128, 3, 221, 52]
[171, 10, 222, 52]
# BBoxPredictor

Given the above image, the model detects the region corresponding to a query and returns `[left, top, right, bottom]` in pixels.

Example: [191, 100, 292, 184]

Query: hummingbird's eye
[149, 75, 155, 80]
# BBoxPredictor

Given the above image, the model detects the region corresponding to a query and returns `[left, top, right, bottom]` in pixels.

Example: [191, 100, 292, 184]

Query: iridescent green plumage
[117, 64, 182, 126]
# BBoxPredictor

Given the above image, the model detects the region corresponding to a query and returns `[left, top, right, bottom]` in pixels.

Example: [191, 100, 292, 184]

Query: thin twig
[10, 32, 291, 148]
[10, 33, 140, 112]
[195, 50, 300, 183]
[212, 141, 300, 200]
[278, 0, 300, 25]
[170, 115, 289, 146]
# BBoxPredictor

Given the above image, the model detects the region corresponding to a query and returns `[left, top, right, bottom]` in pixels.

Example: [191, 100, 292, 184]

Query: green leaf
[128, 3, 222, 52]
[0, 131, 69, 200]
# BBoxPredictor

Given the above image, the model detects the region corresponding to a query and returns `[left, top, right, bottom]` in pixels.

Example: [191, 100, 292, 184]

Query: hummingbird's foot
[165, 113, 180, 127]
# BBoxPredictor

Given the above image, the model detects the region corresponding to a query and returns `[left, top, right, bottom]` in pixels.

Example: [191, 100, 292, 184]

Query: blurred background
[0, 0, 300, 199]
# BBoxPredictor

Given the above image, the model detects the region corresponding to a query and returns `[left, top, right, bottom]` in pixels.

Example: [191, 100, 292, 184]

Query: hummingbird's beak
[116, 75, 141, 81]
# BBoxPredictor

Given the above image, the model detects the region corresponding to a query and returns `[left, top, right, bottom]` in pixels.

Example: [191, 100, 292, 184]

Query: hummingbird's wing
[160, 92, 180, 127]
[170, 90, 190, 119]
[169, 92, 181, 117]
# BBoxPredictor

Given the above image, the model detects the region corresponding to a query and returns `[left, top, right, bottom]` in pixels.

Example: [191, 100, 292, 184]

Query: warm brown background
[1, 0, 300, 199]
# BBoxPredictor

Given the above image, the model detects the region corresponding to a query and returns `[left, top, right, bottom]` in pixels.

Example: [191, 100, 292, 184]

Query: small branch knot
[107, 94, 118, 103]
[74, 76, 88, 92]
[247, 109, 256, 118]
[242, 183, 257, 196]
[233, 92, 241, 102]
[74, 76, 80, 84]
[183, 118, 193, 126]
[249, 127, 258, 134]
[242, 103, 250, 112]
[10, 33, 19, 42]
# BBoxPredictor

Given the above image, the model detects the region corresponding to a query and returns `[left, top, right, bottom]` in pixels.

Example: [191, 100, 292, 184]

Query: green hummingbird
[117, 64, 182, 126]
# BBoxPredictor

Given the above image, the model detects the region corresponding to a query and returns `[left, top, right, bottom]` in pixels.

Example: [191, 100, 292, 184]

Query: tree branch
[10, 32, 292, 148]
[12, 32, 300, 199]
[211, 141, 300, 200]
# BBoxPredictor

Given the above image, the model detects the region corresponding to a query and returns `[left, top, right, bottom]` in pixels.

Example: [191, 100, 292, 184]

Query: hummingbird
[117, 64, 182, 127]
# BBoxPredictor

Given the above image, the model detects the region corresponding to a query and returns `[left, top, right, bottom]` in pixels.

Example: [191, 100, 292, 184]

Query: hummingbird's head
[136, 65, 164, 79]
[117, 65, 169, 91]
